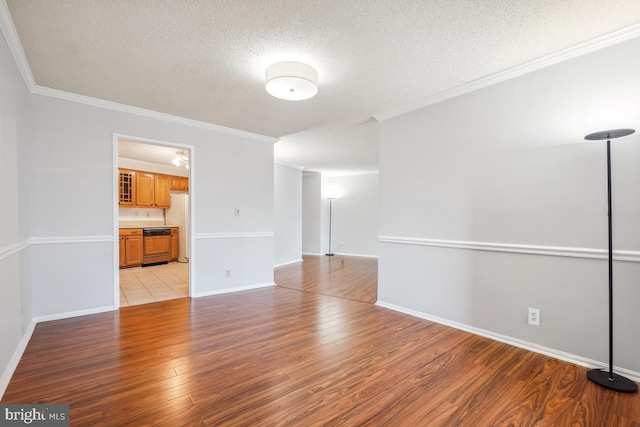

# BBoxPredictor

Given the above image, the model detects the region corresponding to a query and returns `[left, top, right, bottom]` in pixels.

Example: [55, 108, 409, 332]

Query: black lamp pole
[325, 198, 335, 256]
[584, 128, 637, 393]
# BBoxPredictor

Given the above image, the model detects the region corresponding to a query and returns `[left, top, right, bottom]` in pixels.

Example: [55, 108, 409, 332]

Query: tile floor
[119, 262, 189, 307]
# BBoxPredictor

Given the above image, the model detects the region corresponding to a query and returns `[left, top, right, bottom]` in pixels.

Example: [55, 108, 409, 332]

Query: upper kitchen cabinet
[154, 175, 171, 208]
[136, 172, 171, 208]
[135, 172, 154, 206]
[119, 169, 136, 207]
[119, 168, 177, 208]
[170, 176, 189, 192]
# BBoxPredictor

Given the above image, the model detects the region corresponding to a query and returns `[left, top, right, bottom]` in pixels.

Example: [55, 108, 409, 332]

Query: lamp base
[587, 369, 638, 393]
[325, 253, 334, 256]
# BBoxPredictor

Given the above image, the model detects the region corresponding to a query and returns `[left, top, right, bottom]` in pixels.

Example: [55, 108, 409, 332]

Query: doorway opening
[114, 135, 193, 307]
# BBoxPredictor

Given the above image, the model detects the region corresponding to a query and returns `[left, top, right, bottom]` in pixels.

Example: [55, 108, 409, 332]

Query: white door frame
[112, 133, 195, 307]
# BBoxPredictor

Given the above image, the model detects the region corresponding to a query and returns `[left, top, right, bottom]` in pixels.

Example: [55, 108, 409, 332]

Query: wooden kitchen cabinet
[119, 236, 126, 268]
[118, 168, 183, 208]
[118, 170, 136, 207]
[135, 172, 155, 207]
[135, 172, 171, 208]
[170, 176, 189, 192]
[170, 227, 179, 261]
[119, 228, 143, 269]
[154, 175, 171, 208]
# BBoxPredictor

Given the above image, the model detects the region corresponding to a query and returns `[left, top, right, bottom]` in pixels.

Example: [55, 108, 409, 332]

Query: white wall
[378, 37, 640, 375]
[302, 172, 322, 254]
[274, 162, 302, 267]
[0, 28, 29, 396]
[26, 94, 275, 307]
[323, 173, 379, 257]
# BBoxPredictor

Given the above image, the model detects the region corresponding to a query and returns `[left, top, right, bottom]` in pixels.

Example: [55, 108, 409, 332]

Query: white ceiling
[6, 0, 640, 174]
[118, 139, 189, 168]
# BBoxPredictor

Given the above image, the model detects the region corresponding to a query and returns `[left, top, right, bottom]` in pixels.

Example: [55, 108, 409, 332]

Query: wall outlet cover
[528, 307, 540, 326]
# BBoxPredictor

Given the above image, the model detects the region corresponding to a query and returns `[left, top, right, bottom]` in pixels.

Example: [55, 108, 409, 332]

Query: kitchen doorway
[114, 135, 193, 307]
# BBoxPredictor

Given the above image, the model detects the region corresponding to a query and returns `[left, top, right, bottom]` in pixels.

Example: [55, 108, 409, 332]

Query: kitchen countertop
[119, 225, 180, 229]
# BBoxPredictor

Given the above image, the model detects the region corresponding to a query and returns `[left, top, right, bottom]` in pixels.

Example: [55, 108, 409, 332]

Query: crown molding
[0, 1, 277, 144]
[31, 85, 278, 143]
[274, 159, 305, 170]
[322, 170, 380, 177]
[0, 0, 35, 90]
[374, 23, 640, 122]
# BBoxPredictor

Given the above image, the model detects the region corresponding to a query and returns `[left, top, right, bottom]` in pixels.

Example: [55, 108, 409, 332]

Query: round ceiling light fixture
[266, 61, 318, 101]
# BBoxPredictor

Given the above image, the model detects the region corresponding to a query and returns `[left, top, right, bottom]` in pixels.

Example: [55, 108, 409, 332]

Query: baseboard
[301, 252, 378, 259]
[34, 305, 118, 324]
[0, 305, 118, 399]
[274, 259, 303, 269]
[0, 319, 37, 399]
[376, 300, 640, 384]
[333, 252, 378, 259]
[193, 282, 276, 298]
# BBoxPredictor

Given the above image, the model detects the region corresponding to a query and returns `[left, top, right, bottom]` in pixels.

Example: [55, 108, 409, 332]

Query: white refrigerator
[165, 191, 190, 262]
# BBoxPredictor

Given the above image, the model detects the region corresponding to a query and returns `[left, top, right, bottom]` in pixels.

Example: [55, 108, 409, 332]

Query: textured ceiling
[6, 0, 640, 174]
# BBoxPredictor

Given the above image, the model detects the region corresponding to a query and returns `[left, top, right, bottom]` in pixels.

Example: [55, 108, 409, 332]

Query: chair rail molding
[195, 232, 274, 240]
[0, 240, 30, 262]
[378, 236, 640, 263]
[30, 236, 114, 245]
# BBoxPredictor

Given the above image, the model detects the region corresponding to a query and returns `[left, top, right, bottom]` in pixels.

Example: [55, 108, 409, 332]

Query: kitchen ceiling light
[266, 61, 318, 101]
[173, 151, 189, 168]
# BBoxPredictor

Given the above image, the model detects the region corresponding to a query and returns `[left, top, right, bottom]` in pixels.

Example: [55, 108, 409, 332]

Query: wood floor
[275, 254, 377, 303]
[3, 255, 639, 426]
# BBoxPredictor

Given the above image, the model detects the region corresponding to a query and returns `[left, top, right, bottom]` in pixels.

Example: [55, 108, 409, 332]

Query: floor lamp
[325, 197, 335, 256]
[584, 128, 638, 393]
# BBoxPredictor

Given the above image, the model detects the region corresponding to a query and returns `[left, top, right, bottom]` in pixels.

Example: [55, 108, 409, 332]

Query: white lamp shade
[266, 61, 318, 101]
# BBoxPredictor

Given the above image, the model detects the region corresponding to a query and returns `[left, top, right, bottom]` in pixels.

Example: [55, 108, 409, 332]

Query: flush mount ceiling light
[266, 61, 318, 101]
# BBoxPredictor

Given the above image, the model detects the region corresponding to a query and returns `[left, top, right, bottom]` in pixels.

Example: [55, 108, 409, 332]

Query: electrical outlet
[225, 269, 231, 278]
[528, 308, 540, 326]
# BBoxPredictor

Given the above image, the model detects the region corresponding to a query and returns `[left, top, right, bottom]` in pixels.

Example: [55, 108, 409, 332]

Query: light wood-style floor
[119, 262, 189, 307]
[3, 255, 639, 426]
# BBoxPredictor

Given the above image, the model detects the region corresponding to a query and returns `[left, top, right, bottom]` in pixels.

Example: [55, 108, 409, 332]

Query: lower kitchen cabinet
[170, 227, 179, 262]
[119, 228, 143, 269]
